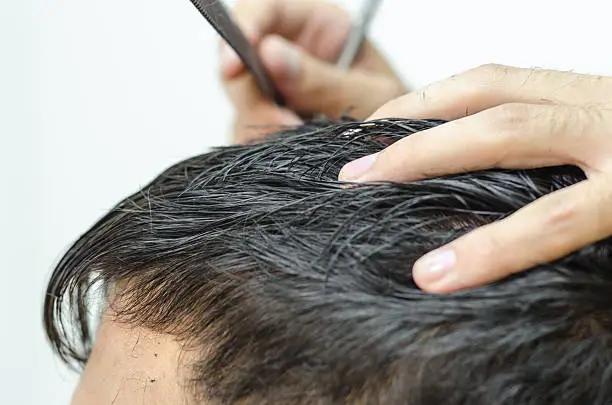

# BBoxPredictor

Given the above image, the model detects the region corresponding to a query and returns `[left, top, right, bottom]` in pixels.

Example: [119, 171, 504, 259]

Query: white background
[3, 0, 612, 403]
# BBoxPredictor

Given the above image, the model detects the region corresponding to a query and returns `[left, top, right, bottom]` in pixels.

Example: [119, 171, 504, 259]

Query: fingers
[370, 64, 612, 121]
[221, 0, 405, 120]
[220, 0, 281, 79]
[224, 72, 267, 112]
[221, 0, 351, 78]
[259, 35, 406, 118]
[224, 72, 302, 144]
[348, 63, 612, 294]
[232, 0, 349, 54]
[339, 104, 612, 182]
[413, 174, 612, 293]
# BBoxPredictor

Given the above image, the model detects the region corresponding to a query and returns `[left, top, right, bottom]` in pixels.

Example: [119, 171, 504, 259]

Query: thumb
[260, 35, 404, 119]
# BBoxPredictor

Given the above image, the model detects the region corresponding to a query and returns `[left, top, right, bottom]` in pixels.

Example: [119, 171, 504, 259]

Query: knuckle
[471, 63, 510, 80]
[549, 106, 604, 165]
[478, 104, 534, 166]
[541, 196, 582, 244]
[538, 191, 607, 256]
[474, 63, 504, 75]
[567, 106, 597, 137]
[486, 103, 531, 133]
[581, 106, 607, 134]
[465, 63, 519, 90]
[443, 64, 519, 109]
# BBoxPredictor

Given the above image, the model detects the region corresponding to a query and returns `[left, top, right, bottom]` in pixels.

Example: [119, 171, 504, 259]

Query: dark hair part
[45, 119, 612, 404]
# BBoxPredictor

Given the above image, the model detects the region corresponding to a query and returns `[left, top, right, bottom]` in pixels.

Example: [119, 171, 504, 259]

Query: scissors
[336, 0, 384, 70]
[187, 0, 383, 107]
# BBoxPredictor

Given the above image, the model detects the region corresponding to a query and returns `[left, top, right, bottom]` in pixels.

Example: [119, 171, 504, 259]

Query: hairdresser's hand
[339, 64, 612, 293]
[220, 0, 406, 144]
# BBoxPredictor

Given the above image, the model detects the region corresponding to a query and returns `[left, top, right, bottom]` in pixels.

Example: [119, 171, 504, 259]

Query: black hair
[44, 118, 612, 404]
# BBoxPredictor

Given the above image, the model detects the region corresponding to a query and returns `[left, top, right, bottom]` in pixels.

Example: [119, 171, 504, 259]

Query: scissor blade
[336, 0, 384, 70]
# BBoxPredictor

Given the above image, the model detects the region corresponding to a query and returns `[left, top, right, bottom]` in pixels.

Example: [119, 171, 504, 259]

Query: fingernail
[262, 36, 301, 81]
[339, 154, 377, 181]
[220, 43, 241, 73]
[413, 247, 457, 285]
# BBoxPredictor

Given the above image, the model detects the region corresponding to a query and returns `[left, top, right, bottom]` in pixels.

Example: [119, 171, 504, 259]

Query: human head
[45, 119, 612, 404]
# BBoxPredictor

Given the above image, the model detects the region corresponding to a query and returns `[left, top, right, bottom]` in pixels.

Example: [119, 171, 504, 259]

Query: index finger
[340, 103, 596, 183]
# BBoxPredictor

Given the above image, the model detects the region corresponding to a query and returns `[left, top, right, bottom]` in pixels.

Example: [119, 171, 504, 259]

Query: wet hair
[45, 118, 612, 404]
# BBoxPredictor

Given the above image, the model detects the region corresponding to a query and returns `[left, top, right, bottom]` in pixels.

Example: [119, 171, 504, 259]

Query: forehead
[70, 310, 195, 405]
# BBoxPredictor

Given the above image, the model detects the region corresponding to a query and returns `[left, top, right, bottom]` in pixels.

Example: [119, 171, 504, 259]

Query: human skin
[339, 64, 612, 294]
[221, 1, 612, 294]
[220, 0, 406, 144]
[70, 2, 408, 400]
[70, 294, 197, 405]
